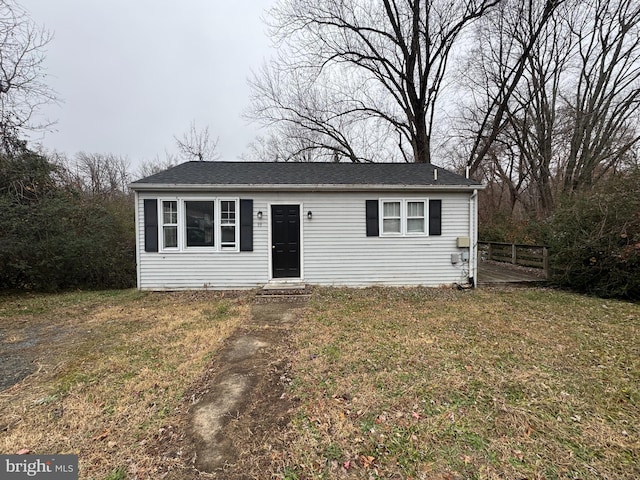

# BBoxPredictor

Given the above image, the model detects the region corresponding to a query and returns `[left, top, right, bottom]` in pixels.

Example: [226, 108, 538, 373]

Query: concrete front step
[257, 282, 310, 296]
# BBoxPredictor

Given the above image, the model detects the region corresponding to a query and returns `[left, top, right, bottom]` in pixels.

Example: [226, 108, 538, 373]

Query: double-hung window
[382, 200, 402, 234]
[406, 201, 426, 234]
[158, 198, 238, 251]
[380, 199, 428, 236]
[220, 200, 237, 249]
[162, 200, 178, 248]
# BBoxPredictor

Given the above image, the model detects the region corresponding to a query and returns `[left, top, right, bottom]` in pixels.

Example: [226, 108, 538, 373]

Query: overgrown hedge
[0, 151, 136, 291]
[545, 170, 640, 300]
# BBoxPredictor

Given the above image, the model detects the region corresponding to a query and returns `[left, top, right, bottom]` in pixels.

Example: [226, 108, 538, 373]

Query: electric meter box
[457, 237, 470, 248]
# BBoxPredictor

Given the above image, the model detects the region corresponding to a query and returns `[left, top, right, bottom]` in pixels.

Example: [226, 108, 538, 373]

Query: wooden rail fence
[478, 241, 550, 279]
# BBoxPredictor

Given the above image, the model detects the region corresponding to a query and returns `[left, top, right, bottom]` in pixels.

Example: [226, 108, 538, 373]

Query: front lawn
[0, 287, 637, 479]
[0, 290, 250, 479]
[278, 287, 639, 479]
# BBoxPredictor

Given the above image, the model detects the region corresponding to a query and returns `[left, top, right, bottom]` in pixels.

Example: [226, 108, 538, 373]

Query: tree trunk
[412, 116, 431, 164]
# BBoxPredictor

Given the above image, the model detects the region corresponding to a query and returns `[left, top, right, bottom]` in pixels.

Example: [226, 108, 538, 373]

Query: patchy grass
[0, 289, 250, 479]
[278, 287, 639, 479]
[1, 287, 638, 480]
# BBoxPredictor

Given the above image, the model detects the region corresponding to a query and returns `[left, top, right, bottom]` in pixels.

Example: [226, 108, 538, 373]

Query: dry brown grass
[277, 287, 639, 480]
[0, 289, 250, 479]
[1, 287, 638, 480]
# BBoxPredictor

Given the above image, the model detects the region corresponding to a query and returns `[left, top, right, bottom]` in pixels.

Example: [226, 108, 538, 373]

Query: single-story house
[129, 161, 484, 290]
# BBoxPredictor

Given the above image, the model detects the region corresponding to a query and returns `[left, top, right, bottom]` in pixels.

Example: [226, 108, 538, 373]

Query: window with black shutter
[366, 200, 379, 237]
[367, 198, 441, 236]
[240, 199, 253, 251]
[429, 199, 442, 236]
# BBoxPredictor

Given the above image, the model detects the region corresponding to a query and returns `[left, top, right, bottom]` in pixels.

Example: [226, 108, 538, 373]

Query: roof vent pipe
[433, 168, 438, 181]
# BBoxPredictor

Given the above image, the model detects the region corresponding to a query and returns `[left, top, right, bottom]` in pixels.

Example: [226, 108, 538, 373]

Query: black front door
[271, 204, 300, 278]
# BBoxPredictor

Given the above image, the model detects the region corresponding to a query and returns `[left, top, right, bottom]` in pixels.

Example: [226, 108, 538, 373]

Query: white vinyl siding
[136, 191, 472, 290]
[303, 193, 468, 287]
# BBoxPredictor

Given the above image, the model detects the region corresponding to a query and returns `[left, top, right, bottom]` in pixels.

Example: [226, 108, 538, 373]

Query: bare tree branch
[248, 0, 502, 163]
[174, 120, 220, 162]
[136, 150, 178, 179]
[458, 0, 640, 221]
[465, 0, 567, 176]
[0, 0, 57, 153]
[67, 152, 131, 196]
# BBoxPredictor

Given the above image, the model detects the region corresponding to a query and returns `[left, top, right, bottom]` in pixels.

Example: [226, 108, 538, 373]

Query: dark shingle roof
[130, 161, 480, 190]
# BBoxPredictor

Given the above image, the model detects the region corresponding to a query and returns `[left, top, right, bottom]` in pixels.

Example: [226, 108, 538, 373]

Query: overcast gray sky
[21, 0, 274, 166]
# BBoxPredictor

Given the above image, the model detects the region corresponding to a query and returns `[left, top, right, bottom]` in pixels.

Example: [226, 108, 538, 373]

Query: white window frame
[218, 197, 239, 251]
[406, 200, 427, 235]
[161, 199, 180, 250]
[183, 198, 216, 250]
[381, 199, 403, 236]
[157, 197, 239, 252]
[379, 198, 429, 237]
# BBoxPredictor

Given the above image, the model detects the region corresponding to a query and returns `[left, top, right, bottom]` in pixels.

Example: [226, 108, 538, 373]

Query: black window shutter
[366, 200, 379, 237]
[429, 199, 442, 236]
[240, 199, 253, 251]
[143, 199, 159, 252]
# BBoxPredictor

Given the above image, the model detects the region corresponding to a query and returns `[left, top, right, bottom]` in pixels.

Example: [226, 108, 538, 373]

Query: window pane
[221, 225, 235, 245]
[383, 201, 400, 217]
[163, 201, 177, 224]
[221, 201, 236, 224]
[163, 226, 178, 248]
[407, 202, 424, 217]
[407, 218, 425, 233]
[383, 218, 401, 233]
[186, 201, 214, 247]
[407, 201, 425, 233]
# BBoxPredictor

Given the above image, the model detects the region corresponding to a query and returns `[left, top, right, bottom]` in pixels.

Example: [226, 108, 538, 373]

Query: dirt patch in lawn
[0, 328, 42, 391]
[0, 307, 95, 392]
[0, 292, 306, 479]
[0, 290, 273, 479]
[145, 299, 306, 480]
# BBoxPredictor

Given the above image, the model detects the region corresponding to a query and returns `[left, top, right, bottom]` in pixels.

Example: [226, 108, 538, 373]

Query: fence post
[488, 242, 493, 261]
[512, 244, 517, 265]
[543, 246, 550, 279]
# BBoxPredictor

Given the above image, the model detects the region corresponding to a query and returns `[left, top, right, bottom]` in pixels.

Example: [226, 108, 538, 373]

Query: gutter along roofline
[129, 182, 486, 193]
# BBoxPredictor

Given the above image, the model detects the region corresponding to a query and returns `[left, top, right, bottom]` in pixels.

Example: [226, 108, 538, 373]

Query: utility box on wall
[457, 236, 470, 248]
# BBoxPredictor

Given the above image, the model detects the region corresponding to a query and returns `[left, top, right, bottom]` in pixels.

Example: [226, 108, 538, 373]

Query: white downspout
[469, 189, 478, 287]
[134, 190, 141, 289]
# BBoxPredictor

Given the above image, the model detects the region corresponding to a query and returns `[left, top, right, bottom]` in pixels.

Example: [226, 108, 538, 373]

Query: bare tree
[461, 0, 640, 212]
[463, 0, 567, 178]
[560, 0, 640, 192]
[0, 0, 56, 153]
[247, 64, 381, 162]
[461, 0, 574, 215]
[66, 152, 131, 196]
[174, 120, 220, 162]
[244, 130, 325, 163]
[249, 0, 503, 163]
[136, 150, 178, 179]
